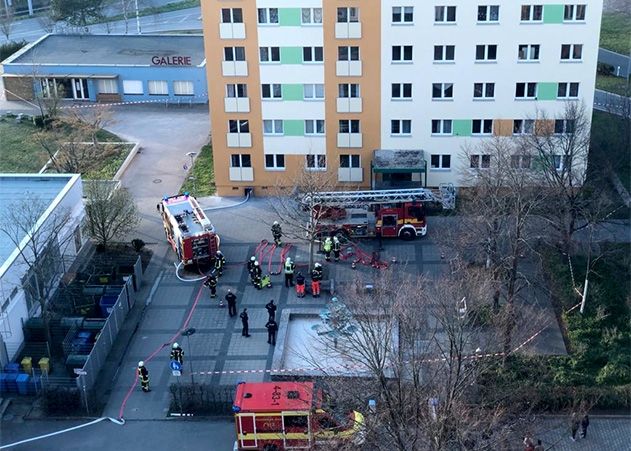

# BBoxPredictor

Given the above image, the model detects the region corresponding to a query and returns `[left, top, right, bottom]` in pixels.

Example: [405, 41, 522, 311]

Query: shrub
[42, 386, 82, 415]
[0, 40, 28, 62]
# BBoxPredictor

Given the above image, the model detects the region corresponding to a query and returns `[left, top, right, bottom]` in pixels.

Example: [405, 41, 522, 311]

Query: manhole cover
[153, 179, 162, 184]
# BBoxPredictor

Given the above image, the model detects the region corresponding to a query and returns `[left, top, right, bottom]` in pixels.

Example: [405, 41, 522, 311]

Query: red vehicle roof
[233, 382, 320, 413]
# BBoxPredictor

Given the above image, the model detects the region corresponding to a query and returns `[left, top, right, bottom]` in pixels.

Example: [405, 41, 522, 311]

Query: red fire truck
[232, 381, 365, 450]
[157, 193, 219, 265]
[306, 186, 456, 241]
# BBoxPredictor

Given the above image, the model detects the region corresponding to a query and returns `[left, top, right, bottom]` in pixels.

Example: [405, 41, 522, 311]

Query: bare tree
[36, 9, 59, 33]
[269, 164, 337, 269]
[0, 3, 15, 40]
[84, 183, 141, 249]
[0, 198, 76, 346]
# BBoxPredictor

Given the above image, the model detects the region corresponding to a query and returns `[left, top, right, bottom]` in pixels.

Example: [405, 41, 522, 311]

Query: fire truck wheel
[263, 444, 279, 451]
[399, 228, 416, 241]
[334, 229, 349, 240]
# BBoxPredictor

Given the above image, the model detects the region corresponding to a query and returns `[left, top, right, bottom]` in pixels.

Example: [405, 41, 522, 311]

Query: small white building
[0, 174, 86, 366]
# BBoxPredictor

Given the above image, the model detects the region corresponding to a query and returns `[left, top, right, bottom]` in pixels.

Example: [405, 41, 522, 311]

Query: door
[381, 214, 398, 237]
[238, 413, 258, 448]
[72, 78, 89, 100]
[282, 412, 311, 449]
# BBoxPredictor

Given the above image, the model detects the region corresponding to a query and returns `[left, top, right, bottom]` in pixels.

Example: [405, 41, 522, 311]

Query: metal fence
[75, 275, 136, 393]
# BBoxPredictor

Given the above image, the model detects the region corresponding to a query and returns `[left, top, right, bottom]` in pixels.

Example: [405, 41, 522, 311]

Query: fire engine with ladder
[157, 193, 220, 265]
[232, 381, 365, 450]
[304, 185, 456, 240]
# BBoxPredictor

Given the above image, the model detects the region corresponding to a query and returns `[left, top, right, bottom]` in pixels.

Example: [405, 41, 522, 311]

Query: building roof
[372, 149, 427, 173]
[0, 174, 79, 272]
[233, 382, 319, 413]
[4, 34, 205, 66]
[161, 194, 214, 238]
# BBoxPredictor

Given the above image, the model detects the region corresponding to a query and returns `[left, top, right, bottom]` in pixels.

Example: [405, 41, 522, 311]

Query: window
[473, 82, 495, 99]
[391, 83, 412, 99]
[226, 84, 248, 98]
[221, 8, 243, 23]
[263, 120, 283, 135]
[305, 120, 325, 135]
[224, 47, 245, 61]
[123, 80, 143, 95]
[477, 5, 499, 22]
[173, 80, 194, 96]
[564, 4, 586, 21]
[472, 119, 493, 135]
[432, 83, 454, 99]
[148, 80, 168, 95]
[306, 155, 326, 170]
[430, 154, 451, 169]
[265, 154, 285, 170]
[513, 119, 534, 135]
[338, 46, 360, 61]
[518, 44, 540, 61]
[230, 153, 251, 168]
[392, 6, 413, 23]
[470, 154, 491, 169]
[229, 119, 250, 133]
[339, 83, 360, 98]
[260, 46, 280, 63]
[304, 84, 325, 100]
[552, 155, 571, 170]
[432, 119, 453, 135]
[520, 5, 543, 21]
[97, 79, 118, 94]
[337, 7, 359, 22]
[302, 8, 323, 24]
[391, 120, 412, 135]
[435, 6, 456, 22]
[557, 82, 579, 98]
[339, 119, 360, 133]
[511, 155, 532, 169]
[434, 45, 455, 62]
[515, 82, 537, 99]
[303, 46, 324, 62]
[261, 84, 282, 99]
[340, 154, 361, 168]
[561, 44, 583, 60]
[475, 44, 497, 61]
[554, 119, 575, 134]
[258, 8, 278, 24]
[392, 45, 413, 62]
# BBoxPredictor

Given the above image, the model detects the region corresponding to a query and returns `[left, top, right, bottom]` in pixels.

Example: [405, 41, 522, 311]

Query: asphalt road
[598, 48, 631, 78]
[594, 89, 631, 117]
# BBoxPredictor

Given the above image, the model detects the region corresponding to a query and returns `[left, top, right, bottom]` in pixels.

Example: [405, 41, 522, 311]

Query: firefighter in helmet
[271, 221, 283, 246]
[204, 273, 217, 298]
[323, 237, 333, 262]
[170, 343, 184, 365]
[214, 250, 226, 276]
[247, 256, 256, 276]
[251, 260, 262, 289]
[284, 257, 295, 287]
[333, 236, 341, 262]
[138, 361, 150, 392]
[311, 263, 323, 298]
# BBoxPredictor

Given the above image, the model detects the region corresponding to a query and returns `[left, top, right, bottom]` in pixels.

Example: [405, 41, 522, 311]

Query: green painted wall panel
[282, 84, 303, 101]
[279, 8, 301, 26]
[453, 120, 472, 137]
[280, 47, 302, 64]
[543, 5, 564, 24]
[538, 82, 558, 100]
[283, 120, 304, 136]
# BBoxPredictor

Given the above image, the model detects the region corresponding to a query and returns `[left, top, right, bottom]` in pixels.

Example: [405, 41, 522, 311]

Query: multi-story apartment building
[201, 1, 602, 196]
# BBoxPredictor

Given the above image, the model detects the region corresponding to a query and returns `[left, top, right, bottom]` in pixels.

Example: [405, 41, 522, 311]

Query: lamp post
[182, 328, 196, 384]
[186, 151, 198, 194]
[134, 0, 141, 34]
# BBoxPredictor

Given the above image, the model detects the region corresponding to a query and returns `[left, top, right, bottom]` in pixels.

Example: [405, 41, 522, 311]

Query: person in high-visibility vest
[311, 263, 323, 298]
[271, 221, 283, 246]
[214, 250, 226, 277]
[323, 237, 333, 261]
[284, 257, 295, 287]
[170, 343, 184, 365]
[333, 236, 341, 262]
[138, 361, 150, 392]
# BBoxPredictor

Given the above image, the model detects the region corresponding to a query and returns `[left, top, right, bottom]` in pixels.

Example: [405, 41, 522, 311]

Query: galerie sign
[151, 55, 192, 66]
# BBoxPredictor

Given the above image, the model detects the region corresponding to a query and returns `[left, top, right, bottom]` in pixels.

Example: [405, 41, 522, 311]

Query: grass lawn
[82, 143, 134, 180]
[94, 0, 200, 24]
[600, 13, 631, 55]
[596, 73, 631, 96]
[180, 144, 216, 197]
[0, 120, 49, 172]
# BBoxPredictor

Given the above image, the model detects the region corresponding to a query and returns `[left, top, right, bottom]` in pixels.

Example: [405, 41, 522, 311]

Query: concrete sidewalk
[531, 415, 631, 450]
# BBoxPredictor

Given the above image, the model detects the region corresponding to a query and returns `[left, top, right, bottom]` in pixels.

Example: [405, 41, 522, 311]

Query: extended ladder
[303, 184, 456, 210]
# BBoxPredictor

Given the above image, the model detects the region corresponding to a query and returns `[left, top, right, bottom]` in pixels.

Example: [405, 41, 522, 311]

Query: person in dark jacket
[265, 299, 277, 320]
[247, 256, 256, 276]
[225, 289, 237, 317]
[284, 257, 295, 287]
[333, 236, 341, 262]
[240, 308, 250, 337]
[138, 361, 150, 392]
[295, 272, 306, 297]
[271, 221, 283, 246]
[170, 343, 184, 365]
[251, 261, 262, 289]
[214, 250, 226, 276]
[204, 274, 217, 298]
[266, 318, 278, 345]
[580, 414, 589, 438]
[311, 263, 323, 297]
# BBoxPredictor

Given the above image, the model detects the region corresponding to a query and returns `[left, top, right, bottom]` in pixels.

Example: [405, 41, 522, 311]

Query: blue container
[4, 363, 20, 373]
[28, 375, 41, 394]
[0, 373, 9, 392]
[16, 374, 30, 395]
[3, 373, 18, 393]
[99, 294, 118, 318]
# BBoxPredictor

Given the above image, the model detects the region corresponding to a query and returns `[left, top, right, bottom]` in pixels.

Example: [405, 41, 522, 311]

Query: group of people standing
[238, 300, 278, 345]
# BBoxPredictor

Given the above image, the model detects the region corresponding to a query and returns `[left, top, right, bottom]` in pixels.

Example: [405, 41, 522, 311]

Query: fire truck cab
[233, 382, 364, 450]
[157, 193, 219, 265]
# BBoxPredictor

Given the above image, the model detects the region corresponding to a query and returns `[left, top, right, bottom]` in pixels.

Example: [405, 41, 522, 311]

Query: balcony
[338, 167, 363, 182]
[336, 97, 362, 113]
[227, 132, 252, 148]
[224, 97, 250, 113]
[229, 167, 254, 182]
[222, 61, 248, 77]
[336, 60, 362, 77]
[219, 23, 246, 40]
[335, 22, 362, 39]
[337, 132, 362, 148]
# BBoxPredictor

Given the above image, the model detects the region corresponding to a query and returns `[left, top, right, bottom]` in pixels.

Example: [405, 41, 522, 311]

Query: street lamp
[134, 0, 141, 34]
[182, 327, 196, 384]
[186, 151, 198, 194]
